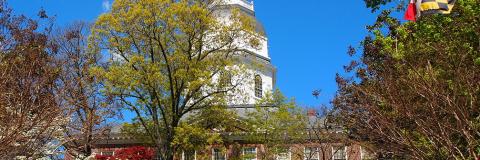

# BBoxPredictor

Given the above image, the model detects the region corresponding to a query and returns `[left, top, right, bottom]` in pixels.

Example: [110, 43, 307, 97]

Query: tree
[363, 0, 395, 12]
[245, 90, 307, 159]
[334, 0, 480, 159]
[53, 22, 119, 159]
[0, 1, 65, 158]
[89, 0, 261, 159]
[95, 146, 155, 160]
[301, 105, 355, 160]
[175, 103, 248, 156]
[244, 91, 351, 160]
[121, 106, 239, 159]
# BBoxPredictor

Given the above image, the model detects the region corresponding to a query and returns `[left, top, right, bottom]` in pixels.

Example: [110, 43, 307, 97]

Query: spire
[224, 0, 254, 12]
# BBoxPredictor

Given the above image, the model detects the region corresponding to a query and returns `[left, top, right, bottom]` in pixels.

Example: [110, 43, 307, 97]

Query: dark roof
[92, 133, 148, 148]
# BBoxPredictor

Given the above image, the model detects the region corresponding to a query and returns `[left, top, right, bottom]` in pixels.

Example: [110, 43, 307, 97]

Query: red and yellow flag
[404, 0, 456, 21]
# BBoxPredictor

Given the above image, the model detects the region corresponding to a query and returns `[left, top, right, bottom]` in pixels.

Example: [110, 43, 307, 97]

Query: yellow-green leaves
[475, 57, 480, 65]
[89, 0, 261, 158]
[173, 122, 222, 151]
[245, 90, 307, 158]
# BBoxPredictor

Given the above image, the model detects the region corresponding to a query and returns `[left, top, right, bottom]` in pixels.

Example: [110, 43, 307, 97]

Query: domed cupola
[223, 0, 265, 36]
[215, 0, 269, 59]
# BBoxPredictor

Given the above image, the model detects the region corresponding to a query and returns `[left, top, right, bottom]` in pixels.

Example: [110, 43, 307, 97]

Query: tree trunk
[155, 121, 178, 160]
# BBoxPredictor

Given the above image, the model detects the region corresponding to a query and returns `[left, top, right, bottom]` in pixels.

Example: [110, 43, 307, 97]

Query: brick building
[90, 110, 375, 160]
[86, 1, 375, 159]
[90, 128, 374, 160]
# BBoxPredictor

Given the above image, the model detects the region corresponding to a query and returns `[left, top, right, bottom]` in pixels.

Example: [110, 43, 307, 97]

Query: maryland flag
[419, 0, 456, 15]
[404, 0, 456, 21]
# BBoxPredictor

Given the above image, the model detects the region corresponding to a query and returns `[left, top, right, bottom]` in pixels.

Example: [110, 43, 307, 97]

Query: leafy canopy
[89, 0, 261, 159]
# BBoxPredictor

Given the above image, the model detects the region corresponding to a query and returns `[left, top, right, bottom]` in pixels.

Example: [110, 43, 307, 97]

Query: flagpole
[415, 0, 421, 19]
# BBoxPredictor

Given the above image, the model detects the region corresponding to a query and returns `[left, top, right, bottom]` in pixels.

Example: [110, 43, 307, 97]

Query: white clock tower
[215, 0, 276, 110]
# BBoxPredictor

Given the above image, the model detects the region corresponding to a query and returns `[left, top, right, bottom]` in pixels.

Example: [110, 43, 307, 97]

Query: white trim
[182, 150, 197, 160]
[360, 146, 363, 160]
[346, 146, 348, 160]
[100, 151, 115, 156]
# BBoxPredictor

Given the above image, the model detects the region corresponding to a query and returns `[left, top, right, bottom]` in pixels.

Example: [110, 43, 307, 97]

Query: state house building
[87, 0, 374, 159]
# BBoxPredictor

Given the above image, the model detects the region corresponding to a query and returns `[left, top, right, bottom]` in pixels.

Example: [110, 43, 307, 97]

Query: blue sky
[8, 0, 377, 108]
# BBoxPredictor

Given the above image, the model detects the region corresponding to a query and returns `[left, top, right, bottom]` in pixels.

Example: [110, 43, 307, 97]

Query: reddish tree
[114, 146, 155, 160]
[53, 21, 119, 159]
[95, 146, 155, 160]
[0, 0, 63, 158]
[94, 155, 113, 160]
[333, 1, 480, 159]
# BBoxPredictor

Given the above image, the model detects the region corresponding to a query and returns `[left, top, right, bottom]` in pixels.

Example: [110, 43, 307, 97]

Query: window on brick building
[276, 147, 291, 160]
[361, 147, 375, 160]
[183, 150, 196, 160]
[242, 147, 257, 160]
[332, 146, 347, 160]
[304, 147, 319, 160]
[213, 148, 226, 160]
[254, 75, 262, 98]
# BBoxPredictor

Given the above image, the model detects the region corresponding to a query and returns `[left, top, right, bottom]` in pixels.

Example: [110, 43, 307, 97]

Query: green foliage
[475, 57, 480, 65]
[335, 0, 480, 159]
[89, 0, 261, 159]
[121, 121, 156, 144]
[245, 90, 307, 159]
[364, 0, 395, 12]
[187, 105, 246, 133]
[172, 105, 246, 153]
[173, 122, 223, 152]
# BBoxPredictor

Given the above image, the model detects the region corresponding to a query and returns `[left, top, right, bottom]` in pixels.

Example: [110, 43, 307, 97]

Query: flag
[404, 0, 417, 21]
[419, 0, 456, 15]
[404, 0, 456, 21]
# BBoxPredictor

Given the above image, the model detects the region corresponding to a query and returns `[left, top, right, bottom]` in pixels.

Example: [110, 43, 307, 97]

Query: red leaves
[95, 146, 155, 160]
[115, 146, 155, 160]
[95, 154, 113, 160]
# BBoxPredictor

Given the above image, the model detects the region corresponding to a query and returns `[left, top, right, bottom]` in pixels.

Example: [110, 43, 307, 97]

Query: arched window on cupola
[254, 75, 262, 98]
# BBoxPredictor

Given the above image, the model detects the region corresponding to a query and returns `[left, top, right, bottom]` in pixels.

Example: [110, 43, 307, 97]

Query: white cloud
[102, 0, 111, 12]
